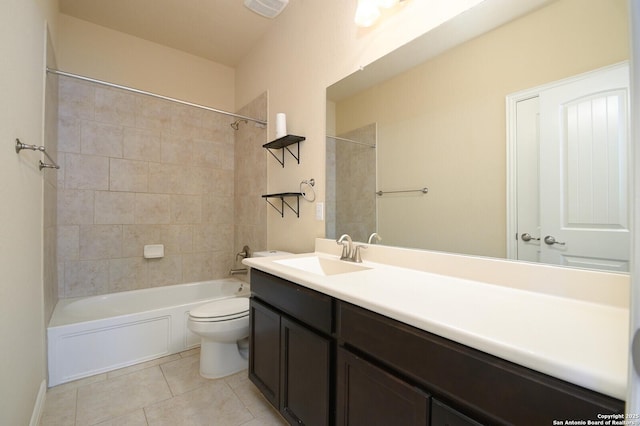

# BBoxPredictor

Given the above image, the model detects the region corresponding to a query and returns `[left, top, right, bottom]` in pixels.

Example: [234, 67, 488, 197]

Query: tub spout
[230, 268, 248, 275]
[236, 245, 250, 262]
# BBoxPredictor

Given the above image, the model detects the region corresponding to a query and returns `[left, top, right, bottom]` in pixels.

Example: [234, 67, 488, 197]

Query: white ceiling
[59, 0, 282, 67]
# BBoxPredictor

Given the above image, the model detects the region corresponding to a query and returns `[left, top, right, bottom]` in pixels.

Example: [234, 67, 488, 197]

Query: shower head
[230, 119, 248, 130]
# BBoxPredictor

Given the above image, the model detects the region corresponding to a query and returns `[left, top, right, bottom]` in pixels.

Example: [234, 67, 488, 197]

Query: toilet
[187, 297, 250, 378]
[187, 250, 290, 378]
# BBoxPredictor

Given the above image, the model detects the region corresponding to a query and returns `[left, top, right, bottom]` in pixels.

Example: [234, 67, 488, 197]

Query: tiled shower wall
[330, 123, 376, 243]
[57, 75, 266, 298]
[234, 93, 268, 261]
[43, 69, 58, 323]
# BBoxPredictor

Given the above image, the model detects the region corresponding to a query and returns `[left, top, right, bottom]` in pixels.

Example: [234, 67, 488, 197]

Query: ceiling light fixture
[354, 0, 405, 27]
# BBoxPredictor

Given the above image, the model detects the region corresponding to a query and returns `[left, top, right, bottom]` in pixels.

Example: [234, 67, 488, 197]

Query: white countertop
[243, 250, 629, 400]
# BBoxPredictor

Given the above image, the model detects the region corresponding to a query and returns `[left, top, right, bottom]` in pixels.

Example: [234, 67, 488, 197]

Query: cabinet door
[281, 317, 331, 426]
[336, 347, 430, 426]
[249, 298, 281, 408]
[431, 399, 483, 426]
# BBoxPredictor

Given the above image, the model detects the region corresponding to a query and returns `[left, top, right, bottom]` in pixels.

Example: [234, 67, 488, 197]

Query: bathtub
[47, 278, 249, 387]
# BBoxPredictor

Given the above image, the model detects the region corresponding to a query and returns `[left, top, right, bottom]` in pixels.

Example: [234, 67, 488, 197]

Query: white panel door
[538, 63, 629, 271]
[515, 96, 541, 263]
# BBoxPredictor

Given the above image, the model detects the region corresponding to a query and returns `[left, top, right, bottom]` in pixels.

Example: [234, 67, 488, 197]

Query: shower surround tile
[57, 74, 266, 297]
[79, 225, 123, 260]
[58, 77, 94, 120]
[57, 116, 81, 153]
[64, 259, 110, 297]
[95, 86, 137, 127]
[109, 257, 148, 292]
[57, 225, 79, 261]
[81, 121, 123, 157]
[109, 158, 149, 192]
[94, 191, 135, 224]
[123, 127, 162, 162]
[135, 96, 173, 131]
[134, 193, 170, 224]
[170, 194, 202, 224]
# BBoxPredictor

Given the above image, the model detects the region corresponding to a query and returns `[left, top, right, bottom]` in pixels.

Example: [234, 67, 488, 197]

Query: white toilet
[187, 297, 250, 379]
[188, 250, 290, 379]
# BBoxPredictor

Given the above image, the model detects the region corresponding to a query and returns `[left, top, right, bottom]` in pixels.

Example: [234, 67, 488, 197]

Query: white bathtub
[47, 278, 249, 387]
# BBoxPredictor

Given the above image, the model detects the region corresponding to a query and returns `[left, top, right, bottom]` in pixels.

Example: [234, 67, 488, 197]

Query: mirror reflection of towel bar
[15, 139, 60, 171]
[376, 187, 428, 196]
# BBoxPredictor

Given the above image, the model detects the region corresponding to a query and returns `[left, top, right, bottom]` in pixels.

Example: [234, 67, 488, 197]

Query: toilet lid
[189, 298, 250, 319]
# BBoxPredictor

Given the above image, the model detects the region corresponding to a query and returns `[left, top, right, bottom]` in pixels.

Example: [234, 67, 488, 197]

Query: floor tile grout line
[73, 388, 78, 426]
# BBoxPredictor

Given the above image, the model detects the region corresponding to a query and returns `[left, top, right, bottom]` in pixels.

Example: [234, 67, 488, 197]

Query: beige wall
[235, 0, 486, 253]
[334, 0, 629, 257]
[58, 14, 235, 112]
[0, 0, 58, 424]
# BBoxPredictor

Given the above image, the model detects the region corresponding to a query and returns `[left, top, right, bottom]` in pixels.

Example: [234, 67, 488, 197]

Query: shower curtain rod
[326, 134, 376, 148]
[47, 68, 268, 126]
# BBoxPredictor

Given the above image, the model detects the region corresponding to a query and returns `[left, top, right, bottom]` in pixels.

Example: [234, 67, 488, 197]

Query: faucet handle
[338, 241, 350, 260]
[353, 244, 367, 263]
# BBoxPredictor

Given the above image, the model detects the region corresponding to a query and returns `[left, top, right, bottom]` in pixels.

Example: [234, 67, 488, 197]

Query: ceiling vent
[244, 0, 289, 18]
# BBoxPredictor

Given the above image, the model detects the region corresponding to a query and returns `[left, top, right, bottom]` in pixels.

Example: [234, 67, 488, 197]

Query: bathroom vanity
[244, 240, 628, 425]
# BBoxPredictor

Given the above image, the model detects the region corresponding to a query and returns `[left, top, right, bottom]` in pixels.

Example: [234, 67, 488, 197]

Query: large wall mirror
[325, 0, 630, 271]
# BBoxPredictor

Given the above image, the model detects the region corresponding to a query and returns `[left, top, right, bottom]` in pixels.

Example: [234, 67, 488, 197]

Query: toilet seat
[189, 298, 249, 322]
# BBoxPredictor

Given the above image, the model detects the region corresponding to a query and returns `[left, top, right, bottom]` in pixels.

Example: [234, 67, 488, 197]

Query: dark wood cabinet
[249, 298, 280, 408]
[336, 347, 430, 426]
[281, 317, 332, 426]
[249, 269, 625, 426]
[249, 269, 333, 425]
[431, 399, 483, 426]
[337, 301, 624, 425]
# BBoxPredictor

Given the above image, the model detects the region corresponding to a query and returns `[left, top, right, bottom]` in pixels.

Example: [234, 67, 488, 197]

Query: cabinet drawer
[251, 269, 333, 334]
[337, 302, 623, 425]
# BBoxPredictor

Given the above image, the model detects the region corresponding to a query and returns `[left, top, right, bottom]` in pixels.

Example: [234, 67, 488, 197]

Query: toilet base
[199, 338, 248, 379]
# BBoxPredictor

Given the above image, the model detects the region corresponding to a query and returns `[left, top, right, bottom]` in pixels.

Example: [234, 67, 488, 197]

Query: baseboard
[29, 380, 47, 426]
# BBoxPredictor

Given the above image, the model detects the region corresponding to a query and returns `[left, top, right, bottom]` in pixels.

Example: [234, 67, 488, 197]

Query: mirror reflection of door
[511, 62, 630, 272]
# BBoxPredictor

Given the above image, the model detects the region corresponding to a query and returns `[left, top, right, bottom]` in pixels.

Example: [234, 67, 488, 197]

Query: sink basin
[274, 256, 371, 276]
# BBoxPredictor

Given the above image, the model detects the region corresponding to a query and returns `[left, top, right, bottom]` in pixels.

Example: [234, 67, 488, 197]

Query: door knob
[544, 235, 565, 246]
[520, 233, 540, 242]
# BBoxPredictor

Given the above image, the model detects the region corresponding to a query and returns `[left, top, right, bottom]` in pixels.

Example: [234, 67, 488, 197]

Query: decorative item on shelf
[275, 113, 287, 138]
[263, 134, 305, 167]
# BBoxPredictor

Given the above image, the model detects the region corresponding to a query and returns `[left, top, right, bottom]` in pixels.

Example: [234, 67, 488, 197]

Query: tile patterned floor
[39, 349, 288, 426]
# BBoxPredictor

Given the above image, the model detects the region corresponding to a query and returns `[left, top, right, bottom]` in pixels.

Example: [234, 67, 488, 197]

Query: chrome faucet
[368, 233, 382, 244]
[337, 234, 366, 263]
[337, 234, 353, 261]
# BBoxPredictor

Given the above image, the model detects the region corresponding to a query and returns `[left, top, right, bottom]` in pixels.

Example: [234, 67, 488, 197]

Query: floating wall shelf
[263, 135, 305, 167]
[262, 192, 303, 217]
